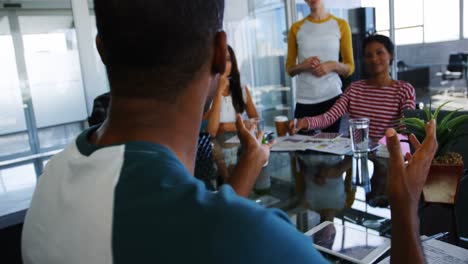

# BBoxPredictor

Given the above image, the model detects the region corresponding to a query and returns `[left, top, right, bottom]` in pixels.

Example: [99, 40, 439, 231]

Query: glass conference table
[210, 132, 462, 262]
[213, 134, 393, 234]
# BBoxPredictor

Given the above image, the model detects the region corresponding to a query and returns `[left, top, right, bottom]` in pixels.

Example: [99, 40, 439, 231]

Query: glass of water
[349, 118, 371, 193]
[349, 118, 370, 157]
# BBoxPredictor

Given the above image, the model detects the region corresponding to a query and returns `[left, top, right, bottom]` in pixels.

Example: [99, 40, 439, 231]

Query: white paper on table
[271, 135, 352, 155]
[225, 135, 240, 144]
[377, 237, 468, 264]
[304, 137, 353, 155]
[271, 135, 310, 151]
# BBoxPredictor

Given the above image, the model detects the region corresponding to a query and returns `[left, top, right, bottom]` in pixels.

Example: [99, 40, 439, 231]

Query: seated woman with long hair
[204, 45, 259, 137]
[291, 35, 416, 141]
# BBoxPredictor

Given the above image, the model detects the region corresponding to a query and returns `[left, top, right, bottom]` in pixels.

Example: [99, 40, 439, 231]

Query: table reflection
[295, 153, 352, 222]
[202, 134, 462, 246]
[209, 135, 392, 226]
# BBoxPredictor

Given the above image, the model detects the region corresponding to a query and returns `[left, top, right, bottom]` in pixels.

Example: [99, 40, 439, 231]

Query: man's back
[22, 128, 326, 263]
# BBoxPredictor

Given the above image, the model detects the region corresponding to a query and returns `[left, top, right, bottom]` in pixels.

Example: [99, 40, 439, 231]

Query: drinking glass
[349, 118, 370, 158]
[349, 118, 371, 193]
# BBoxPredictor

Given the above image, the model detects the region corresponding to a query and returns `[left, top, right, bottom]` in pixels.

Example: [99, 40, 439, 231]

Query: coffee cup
[274, 116, 289, 137]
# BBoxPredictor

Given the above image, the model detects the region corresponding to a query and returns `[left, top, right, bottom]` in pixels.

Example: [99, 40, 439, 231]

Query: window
[38, 123, 83, 150]
[393, 0, 424, 45]
[394, 0, 423, 29]
[225, 0, 293, 129]
[0, 7, 89, 218]
[20, 14, 88, 128]
[0, 15, 32, 158]
[395, 27, 424, 45]
[90, 13, 109, 91]
[378, 30, 390, 38]
[0, 163, 36, 215]
[0, 133, 30, 157]
[0, 0, 108, 219]
[0, 163, 36, 193]
[424, 0, 460, 43]
[361, 0, 390, 32]
[464, 0, 468, 38]
[362, 0, 462, 44]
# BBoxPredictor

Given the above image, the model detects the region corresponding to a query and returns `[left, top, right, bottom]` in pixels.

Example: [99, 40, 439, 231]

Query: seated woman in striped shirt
[290, 34, 416, 141]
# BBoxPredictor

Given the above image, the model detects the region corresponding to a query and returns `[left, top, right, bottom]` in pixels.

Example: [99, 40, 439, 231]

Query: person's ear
[96, 35, 108, 65]
[212, 31, 227, 75]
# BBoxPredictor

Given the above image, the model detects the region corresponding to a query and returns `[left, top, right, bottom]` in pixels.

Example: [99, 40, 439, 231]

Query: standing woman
[205, 45, 259, 137]
[286, 0, 355, 132]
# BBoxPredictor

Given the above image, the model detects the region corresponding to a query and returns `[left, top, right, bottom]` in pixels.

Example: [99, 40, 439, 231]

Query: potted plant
[401, 101, 468, 204]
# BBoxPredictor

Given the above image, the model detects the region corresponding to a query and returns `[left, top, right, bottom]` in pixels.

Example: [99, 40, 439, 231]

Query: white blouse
[219, 86, 247, 123]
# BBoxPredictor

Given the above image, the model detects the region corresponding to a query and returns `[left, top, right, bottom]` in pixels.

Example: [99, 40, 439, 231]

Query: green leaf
[402, 118, 426, 129]
[433, 101, 452, 121]
[437, 132, 458, 157]
[446, 115, 468, 129]
[440, 108, 462, 128]
[401, 101, 468, 158]
[405, 124, 426, 136]
[437, 116, 468, 156]
[424, 107, 432, 121]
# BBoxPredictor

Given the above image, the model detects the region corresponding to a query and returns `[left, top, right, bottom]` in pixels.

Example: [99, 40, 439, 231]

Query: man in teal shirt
[22, 0, 437, 263]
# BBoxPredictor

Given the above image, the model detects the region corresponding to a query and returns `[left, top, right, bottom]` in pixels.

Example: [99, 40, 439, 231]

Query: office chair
[397, 60, 408, 72]
[437, 53, 468, 95]
[443, 54, 466, 80]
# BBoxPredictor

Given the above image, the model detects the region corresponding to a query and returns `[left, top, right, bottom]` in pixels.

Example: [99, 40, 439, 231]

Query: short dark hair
[362, 34, 395, 65]
[94, 0, 225, 100]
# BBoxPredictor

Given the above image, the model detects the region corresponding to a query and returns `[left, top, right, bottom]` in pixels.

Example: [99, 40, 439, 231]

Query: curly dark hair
[362, 34, 395, 65]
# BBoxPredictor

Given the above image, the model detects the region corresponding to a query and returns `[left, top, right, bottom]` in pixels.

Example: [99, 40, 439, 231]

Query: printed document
[272, 135, 352, 155]
[378, 238, 468, 264]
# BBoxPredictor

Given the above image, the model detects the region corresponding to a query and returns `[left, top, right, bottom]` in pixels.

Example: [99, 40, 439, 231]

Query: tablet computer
[306, 221, 391, 264]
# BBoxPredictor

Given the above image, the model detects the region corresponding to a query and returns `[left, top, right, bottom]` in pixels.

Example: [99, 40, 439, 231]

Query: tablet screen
[310, 222, 388, 261]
